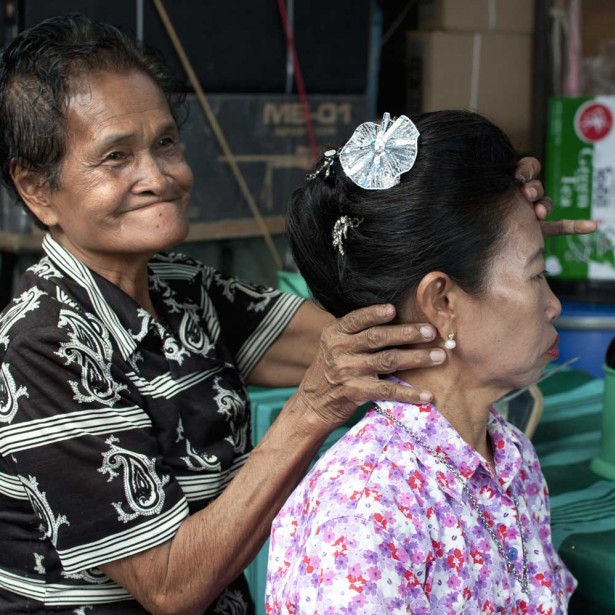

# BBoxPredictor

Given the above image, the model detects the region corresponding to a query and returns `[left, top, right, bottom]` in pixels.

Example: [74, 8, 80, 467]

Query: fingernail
[430, 349, 446, 363]
[419, 391, 433, 402]
[420, 325, 435, 339]
[380, 304, 395, 317]
[527, 187, 537, 200]
[515, 174, 527, 183]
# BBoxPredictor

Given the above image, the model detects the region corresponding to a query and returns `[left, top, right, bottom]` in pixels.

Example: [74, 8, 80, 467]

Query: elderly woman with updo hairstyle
[0, 13, 589, 615]
[266, 111, 577, 613]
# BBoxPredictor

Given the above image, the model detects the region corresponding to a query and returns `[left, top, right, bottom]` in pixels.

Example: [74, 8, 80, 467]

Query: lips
[123, 196, 185, 212]
[546, 334, 560, 360]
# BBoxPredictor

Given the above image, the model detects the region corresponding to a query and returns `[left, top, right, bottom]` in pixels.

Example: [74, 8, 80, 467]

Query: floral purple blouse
[265, 395, 576, 614]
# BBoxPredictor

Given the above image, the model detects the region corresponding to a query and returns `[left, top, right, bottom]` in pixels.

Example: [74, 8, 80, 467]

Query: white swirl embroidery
[0, 362, 29, 423]
[33, 553, 45, 574]
[214, 274, 277, 313]
[55, 309, 126, 406]
[180, 438, 222, 472]
[178, 309, 213, 356]
[20, 475, 69, 546]
[176, 418, 222, 471]
[213, 377, 248, 454]
[30, 257, 63, 280]
[62, 567, 109, 584]
[0, 287, 45, 349]
[98, 435, 169, 523]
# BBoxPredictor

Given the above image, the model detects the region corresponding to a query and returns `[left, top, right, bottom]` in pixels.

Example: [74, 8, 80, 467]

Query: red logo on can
[574, 101, 613, 143]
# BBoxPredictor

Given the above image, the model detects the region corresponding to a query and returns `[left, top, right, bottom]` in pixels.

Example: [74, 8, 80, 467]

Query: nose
[547, 287, 562, 322]
[133, 153, 168, 195]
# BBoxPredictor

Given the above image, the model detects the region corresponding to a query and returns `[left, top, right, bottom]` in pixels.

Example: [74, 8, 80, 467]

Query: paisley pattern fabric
[0, 234, 302, 614]
[266, 396, 576, 614]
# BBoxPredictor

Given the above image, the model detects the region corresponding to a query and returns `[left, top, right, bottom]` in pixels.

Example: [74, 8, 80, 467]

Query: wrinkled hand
[516, 157, 597, 237]
[295, 304, 445, 429]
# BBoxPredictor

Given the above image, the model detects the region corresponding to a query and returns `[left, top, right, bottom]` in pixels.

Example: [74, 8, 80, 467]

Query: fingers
[355, 378, 434, 405]
[521, 180, 541, 202]
[333, 304, 396, 335]
[541, 219, 598, 237]
[352, 322, 437, 353]
[533, 198, 553, 220]
[327, 346, 446, 381]
[515, 156, 541, 183]
[296, 373, 435, 431]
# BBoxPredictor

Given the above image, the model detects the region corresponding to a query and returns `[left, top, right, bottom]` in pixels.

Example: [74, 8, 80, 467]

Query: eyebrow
[96, 122, 178, 150]
[527, 247, 546, 265]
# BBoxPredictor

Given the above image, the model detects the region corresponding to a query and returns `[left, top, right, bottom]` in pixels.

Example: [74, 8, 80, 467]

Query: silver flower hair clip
[332, 215, 363, 256]
[306, 148, 337, 181]
[339, 112, 420, 190]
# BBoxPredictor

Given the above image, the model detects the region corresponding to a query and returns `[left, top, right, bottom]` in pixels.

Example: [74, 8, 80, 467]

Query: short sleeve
[0, 322, 189, 574]
[204, 269, 304, 379]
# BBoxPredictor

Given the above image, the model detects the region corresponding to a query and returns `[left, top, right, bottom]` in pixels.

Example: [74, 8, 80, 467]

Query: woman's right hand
[294, 303, 445, 430]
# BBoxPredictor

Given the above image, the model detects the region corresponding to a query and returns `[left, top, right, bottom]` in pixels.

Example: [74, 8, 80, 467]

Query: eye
[157, 136, 176, 148]
[104, 151, 126, 162]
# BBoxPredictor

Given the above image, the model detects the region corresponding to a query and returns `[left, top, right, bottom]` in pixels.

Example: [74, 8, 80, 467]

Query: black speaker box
[22, 0, 136, 35]
[143, 0, 372, 93]
[22, 0, 373, 94]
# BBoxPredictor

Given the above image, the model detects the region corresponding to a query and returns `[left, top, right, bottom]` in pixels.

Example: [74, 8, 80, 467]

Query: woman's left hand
[516, 156, 598, 237]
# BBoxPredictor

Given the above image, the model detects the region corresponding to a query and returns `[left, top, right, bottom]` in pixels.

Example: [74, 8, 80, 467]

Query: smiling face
[23, 70, 193, 275]
[454, 196, 562, 393]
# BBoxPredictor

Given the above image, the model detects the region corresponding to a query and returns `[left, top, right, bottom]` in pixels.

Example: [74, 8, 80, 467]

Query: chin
[158, 225, 189, 252]
[507, 363, 547, 391]
[148, 213, 190, 251]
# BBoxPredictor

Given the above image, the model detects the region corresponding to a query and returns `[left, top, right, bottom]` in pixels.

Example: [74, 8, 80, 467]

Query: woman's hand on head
[294, 304, 445, 430]
[516, 156, 598, 237]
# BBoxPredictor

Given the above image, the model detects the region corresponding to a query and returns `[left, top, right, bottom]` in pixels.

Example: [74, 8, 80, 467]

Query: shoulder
[0, 280, 70, 358]
[149, 252, 284, 302]
[276, 410, 421, 528]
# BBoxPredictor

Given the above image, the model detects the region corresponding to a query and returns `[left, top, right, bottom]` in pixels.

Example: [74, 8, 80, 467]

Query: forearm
[101, 393, 328, 615]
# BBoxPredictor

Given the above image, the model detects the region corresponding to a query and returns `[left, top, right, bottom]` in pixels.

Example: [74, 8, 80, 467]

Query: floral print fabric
[266, 396, 575, 614]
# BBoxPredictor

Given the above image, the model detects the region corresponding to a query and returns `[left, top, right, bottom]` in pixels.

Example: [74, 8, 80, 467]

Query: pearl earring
[444, 333, 456, 350]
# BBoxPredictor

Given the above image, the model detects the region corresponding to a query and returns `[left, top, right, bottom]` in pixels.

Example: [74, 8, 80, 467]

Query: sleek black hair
[0, 13, 185, 223]
[287, 110, 520, 318]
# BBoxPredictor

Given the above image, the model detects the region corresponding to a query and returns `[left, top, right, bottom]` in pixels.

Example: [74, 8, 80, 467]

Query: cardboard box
[406, 30, 533, 152]
[545, 96, 615, 281]
[418, 0, 535, 33]
[582, 0, 615, 57]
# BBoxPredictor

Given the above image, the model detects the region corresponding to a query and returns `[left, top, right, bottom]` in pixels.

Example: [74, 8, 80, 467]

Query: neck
[396, 362, 501, 465]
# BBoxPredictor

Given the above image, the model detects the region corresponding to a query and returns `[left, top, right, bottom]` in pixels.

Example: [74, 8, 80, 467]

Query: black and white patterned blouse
[0, 234, 303, 614]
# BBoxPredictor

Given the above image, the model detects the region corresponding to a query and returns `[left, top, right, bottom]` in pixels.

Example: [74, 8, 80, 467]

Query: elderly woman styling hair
[0, 13, 589, 615]
[266, 112, 576, 613]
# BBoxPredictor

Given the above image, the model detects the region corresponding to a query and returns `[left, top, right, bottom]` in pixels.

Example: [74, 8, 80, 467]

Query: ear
[10, 161, 58, 227]
[415, 271, 462, 341]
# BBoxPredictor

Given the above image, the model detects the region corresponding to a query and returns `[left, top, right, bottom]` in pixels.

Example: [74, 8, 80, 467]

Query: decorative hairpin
[339, 112, 420, 190]
[332, 215, 363, 256]
[306, 148, 337, 180]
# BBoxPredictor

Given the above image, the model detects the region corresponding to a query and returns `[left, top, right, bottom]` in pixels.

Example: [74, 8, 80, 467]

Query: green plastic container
[277, 270, 310, 299]
[590, 364, 615, 480]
